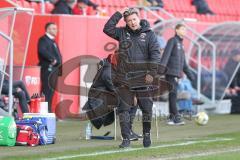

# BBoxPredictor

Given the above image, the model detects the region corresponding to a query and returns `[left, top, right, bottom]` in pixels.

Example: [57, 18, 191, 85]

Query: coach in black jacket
[38, 22, 62, 112]
[161, 24, 194, 125]
[103, 8, 161, 148]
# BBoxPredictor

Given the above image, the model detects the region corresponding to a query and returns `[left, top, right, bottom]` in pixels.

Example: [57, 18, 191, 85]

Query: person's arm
[102, 67, 115, 92]
[183, 58, 195, 81]
[143, 32, 162, 84]
[87, 0, 98, 9]
[148, 32, 161, 63]
[160, 38, 175, 67]
[38, 38, 55, 62]
[147, 32, 167, 76]
[103, 11, 124, 41]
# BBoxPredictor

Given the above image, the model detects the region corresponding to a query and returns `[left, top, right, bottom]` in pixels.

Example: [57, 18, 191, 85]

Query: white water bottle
[85, 122, 92, 140]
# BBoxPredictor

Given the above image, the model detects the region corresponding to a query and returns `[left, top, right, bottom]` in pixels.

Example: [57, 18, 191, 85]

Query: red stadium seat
[15, 0, 23, 7]
[30, 2, 41, 13]
[125, 0, 137, 7]
[119, 0, 127, 7]
[108, 7, 115, 16]
[11, 0, 240, 22]
[22, 0, 30, 8]
[45, 2, 54, 13]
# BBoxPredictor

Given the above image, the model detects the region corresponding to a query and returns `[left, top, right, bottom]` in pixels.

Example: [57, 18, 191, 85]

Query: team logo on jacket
[126, 32, 131, 40]
[140, 33, 146, 41]
[177, 43, 182, 50]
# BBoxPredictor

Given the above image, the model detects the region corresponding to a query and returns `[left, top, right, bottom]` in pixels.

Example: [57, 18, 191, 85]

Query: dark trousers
[40, 67, 59, 113]
[166, 75, 179, 119]
[129, 106, 137, 131]
[231, 95, 240, 114]
[117, 86, 153, 139]
[2, 80, 30, 113]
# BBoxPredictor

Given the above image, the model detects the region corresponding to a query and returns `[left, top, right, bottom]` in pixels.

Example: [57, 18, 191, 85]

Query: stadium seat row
[12, 0, 54, 14]
[11, 0, 240, 22]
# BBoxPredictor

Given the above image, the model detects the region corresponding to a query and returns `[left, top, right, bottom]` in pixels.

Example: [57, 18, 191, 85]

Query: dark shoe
[130, 130, 142, 141]
[129, 132, 138, 141]
[119, 139, 130, 148]
[143, 133, 151, 148]
[174, 119, 185, 125]
[167, 115, 185, 126]
[173, 115, 185, 125]
[133, 131, 143, 139]
[192, 99, 204, 105]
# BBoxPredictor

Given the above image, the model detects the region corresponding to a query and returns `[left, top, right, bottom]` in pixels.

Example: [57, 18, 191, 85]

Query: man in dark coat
[103, 8, 161, 148]
[84, 54, 141, 141]
[222, 49, 240, 114]
[160, 24, 194, 125]
[84, 55, 117, 129]
[38, 22, 62, 112]
[52, 0, 77, 14]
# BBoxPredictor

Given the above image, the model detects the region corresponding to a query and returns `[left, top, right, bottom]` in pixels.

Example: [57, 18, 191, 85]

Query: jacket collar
[175, 34, 183, 42]
[46, 33, 55, 40]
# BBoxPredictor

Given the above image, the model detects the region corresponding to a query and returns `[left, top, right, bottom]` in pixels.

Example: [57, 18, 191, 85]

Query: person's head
[123, 8, 141, 31]
[66, 0, 77, 8]
[154, 19, 163, 35]
[77, 0, 88, 8]
[175, 24, 186, 38]
[45, 22, 58, 37]
[231, 49, 240, 62]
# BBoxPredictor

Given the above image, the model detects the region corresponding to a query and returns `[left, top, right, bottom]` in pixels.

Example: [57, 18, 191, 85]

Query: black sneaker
[129, 132, 138, 141]
[119, 139, 130, 148]
[130, 130, 142, 141]
[167, 115, 185, 126]
[143, 133, 151, 148]
[174, 115, 185, 125]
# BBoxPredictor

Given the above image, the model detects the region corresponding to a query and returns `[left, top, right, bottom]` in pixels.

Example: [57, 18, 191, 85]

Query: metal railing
[0, 31, 14, 116]
[0, 7, 34, 115]
[13, 0, 46, 14]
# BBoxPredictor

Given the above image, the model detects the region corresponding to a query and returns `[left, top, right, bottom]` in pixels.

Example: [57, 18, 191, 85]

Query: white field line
[41, 138, 233, 160]
[161, 147, 240, 160]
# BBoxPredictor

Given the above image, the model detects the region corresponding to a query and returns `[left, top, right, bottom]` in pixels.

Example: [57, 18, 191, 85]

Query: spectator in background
[38, 22, 62, 113]
[47, 0, 59, 3]
[26, 0, 57, 3]
[154, 19, 166, 55]
[223, 49, 240, 83]
[52, 0, 77, 14]
[2, 80, 30, 113]
[223, 49, 240, 114]
[177, 74, 203, 115]
[230, 71, 240, 114]
[192, 0, 214, 15]
[72, 0, 100, 15]
[138, 0, 163, 8]
[160, 24, 195, 125]
[147, 0, 164, 8]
